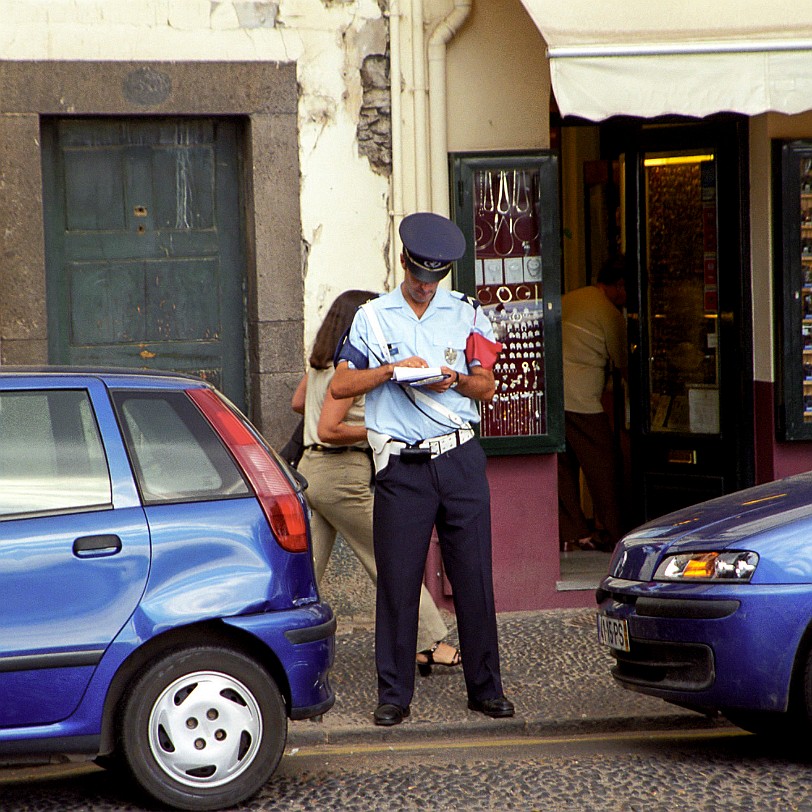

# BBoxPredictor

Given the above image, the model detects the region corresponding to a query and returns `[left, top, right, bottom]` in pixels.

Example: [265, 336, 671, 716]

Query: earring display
[452, 152, 562, 453]
[482, 304, 546, 437]
[474, 168, 547, 438]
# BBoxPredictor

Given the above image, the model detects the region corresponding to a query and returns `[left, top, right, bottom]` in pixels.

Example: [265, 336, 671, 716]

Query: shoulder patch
[333, 328, 369, 369]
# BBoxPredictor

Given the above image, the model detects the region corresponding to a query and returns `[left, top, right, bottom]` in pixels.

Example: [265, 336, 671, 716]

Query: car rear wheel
[120, 645, 286, 811]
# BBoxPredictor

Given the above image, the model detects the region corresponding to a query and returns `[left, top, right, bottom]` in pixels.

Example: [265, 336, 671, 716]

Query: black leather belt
[306, 444, 368, 455]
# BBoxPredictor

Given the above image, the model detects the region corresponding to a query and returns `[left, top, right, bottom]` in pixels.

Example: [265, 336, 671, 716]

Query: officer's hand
[394, 356, 429, 370]
[426, 366, 458, 393]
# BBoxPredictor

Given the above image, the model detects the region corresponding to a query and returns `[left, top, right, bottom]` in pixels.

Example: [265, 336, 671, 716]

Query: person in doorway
[331, 212, 513, 727]
[557, 256, 628, 553]
[291, 289, 461, 679]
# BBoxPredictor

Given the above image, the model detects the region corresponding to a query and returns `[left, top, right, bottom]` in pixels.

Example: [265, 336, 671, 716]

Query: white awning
[519, 0, 812, 120]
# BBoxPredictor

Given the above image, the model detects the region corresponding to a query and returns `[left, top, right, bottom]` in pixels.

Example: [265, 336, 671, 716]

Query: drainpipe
[389, 0, 404, 283]
[412, 0, 430, 211]
[427, 0, 472, 216]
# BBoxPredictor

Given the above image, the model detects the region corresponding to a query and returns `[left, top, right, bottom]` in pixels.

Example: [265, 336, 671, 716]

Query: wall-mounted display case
[776, 141, 812, 440]
[450, 153, 563, 455]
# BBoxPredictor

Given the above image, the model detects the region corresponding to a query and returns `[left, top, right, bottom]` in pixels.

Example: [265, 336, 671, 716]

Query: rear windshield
[112, 390, 251, 505]
[0, 389, 111, 518]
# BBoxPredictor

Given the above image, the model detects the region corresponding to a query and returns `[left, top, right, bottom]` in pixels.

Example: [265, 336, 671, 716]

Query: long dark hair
[309, 289, 376, 369]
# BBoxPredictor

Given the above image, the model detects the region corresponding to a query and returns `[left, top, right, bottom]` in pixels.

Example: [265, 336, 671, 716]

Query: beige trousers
[298, 448, 448, 653]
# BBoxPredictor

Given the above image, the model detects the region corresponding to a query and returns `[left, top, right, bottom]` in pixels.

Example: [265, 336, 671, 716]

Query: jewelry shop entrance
[598, 117, 755, 526]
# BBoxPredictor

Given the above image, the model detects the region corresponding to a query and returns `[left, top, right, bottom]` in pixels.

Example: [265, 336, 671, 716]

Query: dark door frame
[604, 115, 754, 523]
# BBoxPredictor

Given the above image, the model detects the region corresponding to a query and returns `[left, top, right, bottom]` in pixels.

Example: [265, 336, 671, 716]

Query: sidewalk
[288, 607, 730, 747]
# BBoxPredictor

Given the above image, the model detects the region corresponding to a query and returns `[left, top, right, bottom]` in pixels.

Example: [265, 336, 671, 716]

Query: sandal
[416, 641, 462, 677]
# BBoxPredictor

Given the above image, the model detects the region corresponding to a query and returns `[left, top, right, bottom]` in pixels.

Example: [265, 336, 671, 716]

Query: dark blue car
[596, 472, 812, 735]
[0, 369, 334, 811]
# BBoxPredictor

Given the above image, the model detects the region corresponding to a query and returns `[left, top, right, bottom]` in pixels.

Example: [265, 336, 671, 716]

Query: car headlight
[654, 551, 759, 582]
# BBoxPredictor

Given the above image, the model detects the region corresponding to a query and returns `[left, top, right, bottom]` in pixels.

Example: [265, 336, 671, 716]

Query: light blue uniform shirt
[342, 285, 495, 444]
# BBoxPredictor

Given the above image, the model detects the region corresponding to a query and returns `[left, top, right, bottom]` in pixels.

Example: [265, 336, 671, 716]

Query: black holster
[399, 445, 431, 464]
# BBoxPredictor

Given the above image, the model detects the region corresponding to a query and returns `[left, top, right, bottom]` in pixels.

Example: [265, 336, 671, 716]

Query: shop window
[451, 153, 563, 454]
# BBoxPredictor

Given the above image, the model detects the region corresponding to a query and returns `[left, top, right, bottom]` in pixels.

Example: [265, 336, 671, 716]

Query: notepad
[392, 367, 450, 387]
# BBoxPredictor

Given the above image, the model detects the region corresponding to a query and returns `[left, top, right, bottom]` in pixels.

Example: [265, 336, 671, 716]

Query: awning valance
[520, 0, 812, 120]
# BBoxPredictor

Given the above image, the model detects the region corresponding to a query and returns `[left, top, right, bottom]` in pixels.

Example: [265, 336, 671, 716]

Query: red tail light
[188, 388, 309, 553]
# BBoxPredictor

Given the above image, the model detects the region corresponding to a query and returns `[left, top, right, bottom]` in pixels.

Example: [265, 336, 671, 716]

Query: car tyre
[120, 645, 286, 812]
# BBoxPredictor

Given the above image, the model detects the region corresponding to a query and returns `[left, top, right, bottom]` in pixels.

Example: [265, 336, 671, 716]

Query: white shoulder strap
[361, 301, 393, 363]
[361, 302, 467, 429]
[412, 387, 467, 428]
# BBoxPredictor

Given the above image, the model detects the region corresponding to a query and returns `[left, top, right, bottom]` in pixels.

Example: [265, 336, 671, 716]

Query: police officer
[331, 212, 514, 726]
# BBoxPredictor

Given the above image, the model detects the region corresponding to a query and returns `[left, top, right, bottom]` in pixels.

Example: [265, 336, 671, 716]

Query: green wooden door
[41, 118, 246, 409]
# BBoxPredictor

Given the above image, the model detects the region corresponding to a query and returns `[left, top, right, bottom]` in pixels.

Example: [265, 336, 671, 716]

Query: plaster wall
[446, 0, 549, 153]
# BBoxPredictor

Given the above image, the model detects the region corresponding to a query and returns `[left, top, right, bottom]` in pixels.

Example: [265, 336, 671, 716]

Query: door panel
[0, 382, 150, 727]
[42, 118, 246, 409]
[0, 507, 151, 726]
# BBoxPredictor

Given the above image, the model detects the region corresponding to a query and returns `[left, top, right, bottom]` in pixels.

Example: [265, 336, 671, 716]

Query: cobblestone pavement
[4, 725, 812, 811]
[264, 731, 812, 812]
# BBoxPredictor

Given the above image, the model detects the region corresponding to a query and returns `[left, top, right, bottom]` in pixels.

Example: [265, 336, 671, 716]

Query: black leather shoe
[467, 695, 515, 718]
[373, 703, 411, 726]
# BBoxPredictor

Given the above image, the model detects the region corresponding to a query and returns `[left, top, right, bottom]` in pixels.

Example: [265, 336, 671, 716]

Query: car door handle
[73, 534, 123, 557]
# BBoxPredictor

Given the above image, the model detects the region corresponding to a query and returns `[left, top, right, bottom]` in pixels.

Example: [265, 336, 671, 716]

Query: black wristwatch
[450, 370, 460, 389]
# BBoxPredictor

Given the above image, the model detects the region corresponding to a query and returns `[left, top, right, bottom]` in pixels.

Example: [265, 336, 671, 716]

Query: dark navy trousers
[372, 437, 504, 708]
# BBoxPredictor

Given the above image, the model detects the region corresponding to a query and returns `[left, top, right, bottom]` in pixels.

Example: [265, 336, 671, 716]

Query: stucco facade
[0, 0, 396, 441]
[0, 0, 550, 434]
[8, 1, 812, 613]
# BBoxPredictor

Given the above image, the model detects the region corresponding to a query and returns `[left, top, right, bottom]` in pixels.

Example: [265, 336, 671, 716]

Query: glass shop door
[620, 119, 753, 523]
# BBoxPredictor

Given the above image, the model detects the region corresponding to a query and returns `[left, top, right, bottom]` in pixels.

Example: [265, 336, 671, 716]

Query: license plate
[596, 613, 630, 652]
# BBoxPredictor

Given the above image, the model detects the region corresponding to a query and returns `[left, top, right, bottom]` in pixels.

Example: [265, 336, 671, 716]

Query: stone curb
[288, 711, 731, 748]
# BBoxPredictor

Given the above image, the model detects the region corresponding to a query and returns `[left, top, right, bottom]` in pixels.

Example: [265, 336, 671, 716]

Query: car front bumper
[596, 576, 812, 714]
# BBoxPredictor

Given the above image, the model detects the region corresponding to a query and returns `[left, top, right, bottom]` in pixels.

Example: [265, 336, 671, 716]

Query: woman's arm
[291, 374, 307, 414]
[317, 390, 367, 445]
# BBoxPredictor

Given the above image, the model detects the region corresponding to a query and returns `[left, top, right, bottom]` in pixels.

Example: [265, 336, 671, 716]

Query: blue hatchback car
[596, 471, 812, 735]
[0, 369, 334, 811]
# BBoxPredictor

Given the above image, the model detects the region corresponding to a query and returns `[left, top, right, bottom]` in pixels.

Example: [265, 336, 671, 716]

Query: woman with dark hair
[292, 290, 460, 675]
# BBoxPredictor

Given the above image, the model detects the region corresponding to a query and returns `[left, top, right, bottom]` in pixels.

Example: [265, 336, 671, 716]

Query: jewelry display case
[451, 153, 563, 454]
[776, 141, 812, 440]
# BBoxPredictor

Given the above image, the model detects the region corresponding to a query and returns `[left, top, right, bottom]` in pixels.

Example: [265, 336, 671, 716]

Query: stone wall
[0, 60, 302, 450]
